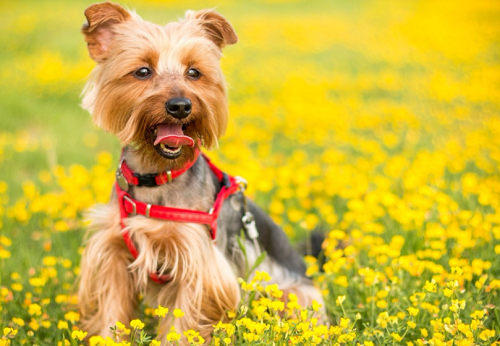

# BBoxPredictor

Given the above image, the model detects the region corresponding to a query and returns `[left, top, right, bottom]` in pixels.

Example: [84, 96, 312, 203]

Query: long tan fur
[79, 201, 240, 340]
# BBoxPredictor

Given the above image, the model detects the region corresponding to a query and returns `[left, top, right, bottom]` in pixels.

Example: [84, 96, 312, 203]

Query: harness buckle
[134, 173, 158, 187]
[123, 195, 137, 216]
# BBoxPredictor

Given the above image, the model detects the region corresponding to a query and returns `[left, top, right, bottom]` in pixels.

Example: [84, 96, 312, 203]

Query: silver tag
[116, 170, 129, 192]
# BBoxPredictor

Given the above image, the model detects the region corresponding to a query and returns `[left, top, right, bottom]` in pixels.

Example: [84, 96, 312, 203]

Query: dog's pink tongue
[154, 124, 195, 147]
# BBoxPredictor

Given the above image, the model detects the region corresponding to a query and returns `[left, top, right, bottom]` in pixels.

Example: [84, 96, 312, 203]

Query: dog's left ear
[187, 9, 238, 49]
[82, 2, 132, 62]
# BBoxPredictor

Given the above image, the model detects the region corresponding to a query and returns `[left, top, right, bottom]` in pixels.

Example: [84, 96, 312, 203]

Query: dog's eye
[134, 67, 152, 79]
[186, 68, 201, 80]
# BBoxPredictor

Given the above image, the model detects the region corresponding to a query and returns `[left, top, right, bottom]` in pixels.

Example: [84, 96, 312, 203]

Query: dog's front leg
[78, 207, 138, 337]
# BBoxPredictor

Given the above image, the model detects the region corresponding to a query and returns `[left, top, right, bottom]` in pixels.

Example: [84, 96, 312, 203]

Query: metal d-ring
[235, 176, 248, 192]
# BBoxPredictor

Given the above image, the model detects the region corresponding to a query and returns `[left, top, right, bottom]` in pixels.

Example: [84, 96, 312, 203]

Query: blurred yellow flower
[71, 330, 88, 341]
[130, 319, 144, 330]
[154, 305, 169, 318]
[173, 309, 184, 318]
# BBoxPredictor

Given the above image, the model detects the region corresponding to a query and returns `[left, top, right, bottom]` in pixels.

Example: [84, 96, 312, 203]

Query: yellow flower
[470, 310, 485, 319]
[130, 319, 144, 330]
[29, 277, 46, 287]
[0, 236, 12, 246]
[0, 249, 11, 259]
[12, 317, 24, 327]
[71, 330, 88, 341]
[311, 300, 322, 312]
[0, 287, 9, 297]
[407, 307, 419, 317]
[253, 271, 271, 282]
[340, 317, 350, 329]
[265, 283, 283, 298]
[443, 288, 453, 297]
[167, 331, 181, 342]
[28, 319, 39, 331]
[391, 333, 403, 342]
[42, 256, 57, 266]
[89, 336, 105, 346]
[28, 303, 42, 316]
[3, 328, 17, 337]
[183, 330, 205, 345]
[287, 293, 302, 310]
[335, 295, 346, 306]
[57, 320, 68, 330]
[64, 311, 80, 323]
[479, 329, 495, 341]
[113, 322, 131, 335]
[155, 305, 169, 318]
[10, 283, 22, 292]
[243, 332, 259, 342]
[423, 279, 437, 292]
[173, 308, 184, 318]
[271, 300, 284, 311]
[150, 340, 161, 346]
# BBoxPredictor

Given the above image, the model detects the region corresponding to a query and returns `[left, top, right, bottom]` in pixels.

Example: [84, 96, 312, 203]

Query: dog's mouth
[150, 123, 195, 159]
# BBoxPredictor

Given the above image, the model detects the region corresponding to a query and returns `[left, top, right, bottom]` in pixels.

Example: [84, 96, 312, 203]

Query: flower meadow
[1, 0, 500, 345]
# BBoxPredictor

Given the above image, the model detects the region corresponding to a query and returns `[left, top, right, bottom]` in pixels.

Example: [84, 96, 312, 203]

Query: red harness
[115, 149, 241, 284]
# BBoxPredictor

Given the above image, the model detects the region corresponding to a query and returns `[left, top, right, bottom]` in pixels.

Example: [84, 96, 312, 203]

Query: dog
[77, 2, 325, 342]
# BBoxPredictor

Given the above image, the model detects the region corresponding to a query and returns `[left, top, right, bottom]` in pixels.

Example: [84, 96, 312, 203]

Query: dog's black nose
[165, 98, 192, 119]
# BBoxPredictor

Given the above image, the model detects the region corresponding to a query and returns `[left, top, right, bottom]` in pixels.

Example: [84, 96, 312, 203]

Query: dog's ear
[82, 2, 132, 62]
[187, 9, 238, 49]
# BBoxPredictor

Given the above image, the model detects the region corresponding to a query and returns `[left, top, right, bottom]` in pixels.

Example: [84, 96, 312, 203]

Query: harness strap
[116, 153, 241, 284]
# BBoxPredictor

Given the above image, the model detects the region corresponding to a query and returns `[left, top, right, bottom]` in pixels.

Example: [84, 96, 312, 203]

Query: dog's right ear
[82, 2, 131, 62]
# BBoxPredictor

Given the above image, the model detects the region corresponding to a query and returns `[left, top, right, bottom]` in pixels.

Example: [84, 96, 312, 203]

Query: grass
[1, 0, 500, 345]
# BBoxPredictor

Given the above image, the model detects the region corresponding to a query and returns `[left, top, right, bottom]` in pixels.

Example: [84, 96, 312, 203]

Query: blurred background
[0, 0, 500, 342]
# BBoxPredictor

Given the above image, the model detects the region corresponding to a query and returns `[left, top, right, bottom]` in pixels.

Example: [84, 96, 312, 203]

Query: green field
[1, 0, 500, 345]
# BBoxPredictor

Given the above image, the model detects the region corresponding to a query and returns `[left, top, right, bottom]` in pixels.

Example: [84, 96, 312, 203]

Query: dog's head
[81, 2, 237, 169]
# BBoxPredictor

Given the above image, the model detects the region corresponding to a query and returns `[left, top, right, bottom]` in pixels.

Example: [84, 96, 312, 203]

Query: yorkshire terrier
[78, 1, 325, 342]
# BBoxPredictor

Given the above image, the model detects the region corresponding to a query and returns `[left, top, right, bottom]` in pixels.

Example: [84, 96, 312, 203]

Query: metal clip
[235, 176, 248, 192]
[242, 211, 258, 240]
[123, 195, 137, 216]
